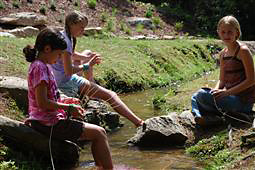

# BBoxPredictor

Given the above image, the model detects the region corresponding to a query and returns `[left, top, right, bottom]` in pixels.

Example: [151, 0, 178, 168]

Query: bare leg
[79, 123, 113, 170]
[79, 81, 143, 126]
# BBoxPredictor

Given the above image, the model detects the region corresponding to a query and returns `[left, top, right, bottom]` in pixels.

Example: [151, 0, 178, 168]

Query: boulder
[8, 26, 39, 37]
[0, 32, 16, 37]
[126, 17, 154, 29]
[84, 27, 103, 36]
[128, 112, 196, 147]
[0, 115, 80, 163]
[0, 12, 47, 26]
[0, 76, 28, 114]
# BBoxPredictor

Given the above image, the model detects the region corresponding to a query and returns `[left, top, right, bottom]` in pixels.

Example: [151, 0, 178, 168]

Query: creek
[76, 88, 203, 170]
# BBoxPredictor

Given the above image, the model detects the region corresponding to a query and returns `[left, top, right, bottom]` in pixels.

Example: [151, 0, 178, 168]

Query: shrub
[0, 0, 5, 9]
[87, 0, 97, 9]
[101, 12, 108, 22]
[12, 0, 19, 8]
[174, 21, 184, 32]
[136, 23, 144, 33]
[39, 5, 47, 15]
[106, 17, 116, 32]
[50, 0, 56, 11]
[152, 16, 161, 27]
[145, 7, 153, 18]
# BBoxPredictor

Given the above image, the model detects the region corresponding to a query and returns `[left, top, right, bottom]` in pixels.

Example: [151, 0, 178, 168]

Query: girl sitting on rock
[50, 10, 144, 127]
[191, 15, 255, 126]
[24, 27, 113, 170]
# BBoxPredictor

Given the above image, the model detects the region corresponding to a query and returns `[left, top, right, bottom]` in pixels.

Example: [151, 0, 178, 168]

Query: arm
[212, 45, 255, 99]
[62, 51, 84, 76]
[62, 50, 101, 76]
[35, 81, 84, 117]
[226, 45, 255, 95]
[73, 51, 92, 63]
[214, 51, 225, 90]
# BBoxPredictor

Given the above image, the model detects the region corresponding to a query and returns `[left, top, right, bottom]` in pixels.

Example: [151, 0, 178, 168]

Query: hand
[70, 104, 85, 119]
[210, 89, 228, 100]
[89, 53, 102, 66]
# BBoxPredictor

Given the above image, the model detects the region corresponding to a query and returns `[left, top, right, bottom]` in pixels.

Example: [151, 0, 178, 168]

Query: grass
[0, 37, 221, 93]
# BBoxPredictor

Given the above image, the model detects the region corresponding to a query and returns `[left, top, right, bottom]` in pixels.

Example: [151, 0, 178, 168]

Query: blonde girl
[191, 16, 255, 126]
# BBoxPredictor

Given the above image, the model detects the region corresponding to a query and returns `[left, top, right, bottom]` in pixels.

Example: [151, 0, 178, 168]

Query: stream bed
[76, 88, 203, 170]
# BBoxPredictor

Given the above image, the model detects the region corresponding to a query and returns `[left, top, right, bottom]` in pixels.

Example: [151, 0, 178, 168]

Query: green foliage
[0, 160, 17, 170]
[12, 0, 19, 8]
[100, 12, 108, 22]
[87, 0, 97, 9]
[157, 0, 255, 40]
[49, 0, 56, 11]
[0, 0, 5, 9]
[105, 17, 116, 32]
[187, 134, 227, 160]
[120, 21, 132, 35]
[152, 94, 166, 109]
[111, 7, 118, 17]
[145, 6, 153, 18]
[174, 21, 184, 32]
[136, 23, 144, 33]
[39, 5, 47, 15]
[152, 16, 161, 27]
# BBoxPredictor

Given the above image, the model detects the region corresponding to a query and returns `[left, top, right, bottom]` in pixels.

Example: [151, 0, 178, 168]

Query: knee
[105, 90, 117, 101]
[195, 88, 212, 102]
[94, 127, 107, 140]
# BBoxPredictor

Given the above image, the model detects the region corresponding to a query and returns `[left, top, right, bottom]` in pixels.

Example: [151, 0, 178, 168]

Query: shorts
[30, 119, 84, 143]
[58, 74, 89, 97]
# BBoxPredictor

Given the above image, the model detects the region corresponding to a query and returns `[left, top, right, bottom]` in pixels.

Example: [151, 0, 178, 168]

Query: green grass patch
[0, 37, 221, 93]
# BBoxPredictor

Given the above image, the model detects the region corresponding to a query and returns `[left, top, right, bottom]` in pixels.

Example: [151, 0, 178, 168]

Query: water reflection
[77, 88, 203, 170]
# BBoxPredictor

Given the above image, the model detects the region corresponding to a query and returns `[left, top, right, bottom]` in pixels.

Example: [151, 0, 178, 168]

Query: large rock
[84, 27, 103, 36]
[8, 26, 39, 37]
[126, 17, 154, 29]
[128, 112, 196, 147]
[0, 76, 28, 114]
[0, 12, 47, 26]
[0, 115, 80, 164]
[0, 32, 16, 37]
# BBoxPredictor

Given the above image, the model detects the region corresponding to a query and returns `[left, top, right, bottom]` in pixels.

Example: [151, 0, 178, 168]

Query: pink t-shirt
[27, 60, 67, 126]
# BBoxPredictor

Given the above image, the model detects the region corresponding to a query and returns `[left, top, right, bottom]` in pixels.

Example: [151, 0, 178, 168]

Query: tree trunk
[0, 115, 80, 164]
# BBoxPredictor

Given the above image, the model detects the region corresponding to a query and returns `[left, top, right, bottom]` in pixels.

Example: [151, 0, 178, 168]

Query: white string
[213, 97, 252, 125]
[49, 125, 55, 170]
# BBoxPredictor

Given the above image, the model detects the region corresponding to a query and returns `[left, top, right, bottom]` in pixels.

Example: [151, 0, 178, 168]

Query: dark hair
[65, 11, 88, 52]
[23, 27, 67, 62]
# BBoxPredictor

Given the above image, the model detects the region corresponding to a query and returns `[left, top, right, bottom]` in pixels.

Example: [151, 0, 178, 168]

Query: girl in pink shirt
[24, 27, 113, 170]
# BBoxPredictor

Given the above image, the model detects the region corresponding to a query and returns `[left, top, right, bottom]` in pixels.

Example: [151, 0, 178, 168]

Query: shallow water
[76, 88, 203, 170]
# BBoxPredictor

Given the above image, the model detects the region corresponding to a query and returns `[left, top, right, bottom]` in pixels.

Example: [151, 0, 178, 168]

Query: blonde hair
[65, 11, 88, 51]
[217, 15, 241, 39]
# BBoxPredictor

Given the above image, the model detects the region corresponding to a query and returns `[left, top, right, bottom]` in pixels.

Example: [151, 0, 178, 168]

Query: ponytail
[23, 45, 38, 62]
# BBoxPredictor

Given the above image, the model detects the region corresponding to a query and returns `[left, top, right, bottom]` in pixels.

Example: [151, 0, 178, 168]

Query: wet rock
[128, 112, 192, 147]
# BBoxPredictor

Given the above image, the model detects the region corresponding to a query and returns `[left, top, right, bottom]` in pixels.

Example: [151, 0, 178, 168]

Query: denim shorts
[58, 74, 89, 97]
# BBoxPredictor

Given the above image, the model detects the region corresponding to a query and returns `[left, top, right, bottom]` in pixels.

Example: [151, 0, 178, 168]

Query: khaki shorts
[30, 119, 84, 143]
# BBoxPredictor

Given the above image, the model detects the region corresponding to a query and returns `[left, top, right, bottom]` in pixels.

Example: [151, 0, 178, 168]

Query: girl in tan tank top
[191, 15, 255, 126]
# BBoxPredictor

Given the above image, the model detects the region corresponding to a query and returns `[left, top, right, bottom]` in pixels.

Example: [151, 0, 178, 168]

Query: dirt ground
[0, 0, 175, 36]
